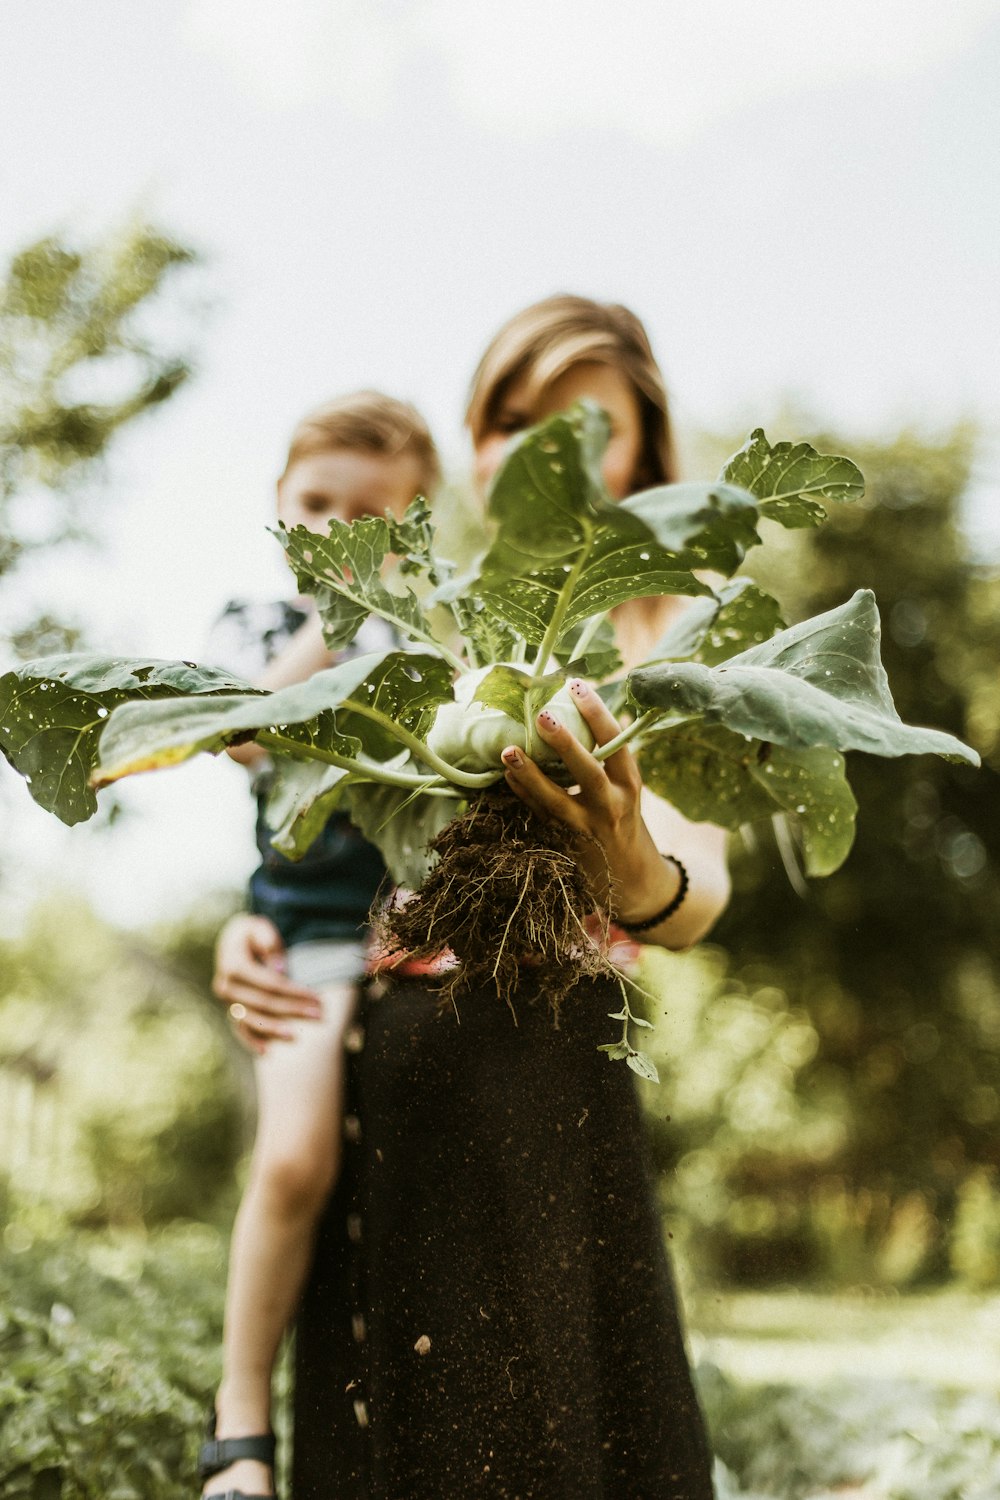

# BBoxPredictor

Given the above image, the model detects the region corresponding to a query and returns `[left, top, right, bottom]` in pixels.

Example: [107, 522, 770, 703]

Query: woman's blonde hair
[283, 389, 440, 493]
[465, 295, 678, 490]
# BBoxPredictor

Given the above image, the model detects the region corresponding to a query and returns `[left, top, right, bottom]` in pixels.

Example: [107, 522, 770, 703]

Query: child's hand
[213, 914, 323, 1053]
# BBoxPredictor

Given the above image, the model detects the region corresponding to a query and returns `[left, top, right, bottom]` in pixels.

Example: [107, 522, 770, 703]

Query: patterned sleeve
[203, 598, 310, 682]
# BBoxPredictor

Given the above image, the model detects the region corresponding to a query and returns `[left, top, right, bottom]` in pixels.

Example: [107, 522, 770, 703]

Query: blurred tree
[688, 424, 1000, 1279]
[0, 220, 197, 658]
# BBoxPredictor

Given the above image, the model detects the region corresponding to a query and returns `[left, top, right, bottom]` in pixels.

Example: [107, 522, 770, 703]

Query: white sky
[2, 0, 999, 929]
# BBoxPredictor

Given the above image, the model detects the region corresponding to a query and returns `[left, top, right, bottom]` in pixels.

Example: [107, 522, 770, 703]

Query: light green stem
[343, 700, 502, 789]
[592, 710, 661, 761]
[569, 612, 606, 661]
[530, 525, 592, 675]
[255, 730, 446, 790]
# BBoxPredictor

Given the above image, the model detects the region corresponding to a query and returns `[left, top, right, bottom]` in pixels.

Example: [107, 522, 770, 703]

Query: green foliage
[0, 899, 244, 1228]
[0, 221, 197, 658]
[0, 657, 253, 822]
[0, 1226, 226, 1499]
[702, 423, 1000, 1276]
[700, 1364, 1000, 1500]
[950, 1172, 1000, 1289]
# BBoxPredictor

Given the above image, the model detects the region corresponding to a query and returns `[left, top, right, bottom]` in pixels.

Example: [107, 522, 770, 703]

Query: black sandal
[198, 1409, 277, 1500]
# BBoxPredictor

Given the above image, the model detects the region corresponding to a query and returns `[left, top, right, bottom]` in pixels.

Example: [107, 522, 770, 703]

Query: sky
[2, 0, 999, 928]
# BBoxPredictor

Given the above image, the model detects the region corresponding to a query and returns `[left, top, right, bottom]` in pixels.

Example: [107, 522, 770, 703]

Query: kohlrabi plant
[0, 403, 979, 1081]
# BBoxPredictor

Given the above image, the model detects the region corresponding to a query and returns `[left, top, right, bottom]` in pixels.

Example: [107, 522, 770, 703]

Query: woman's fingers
[566, 679, 642, 787]
[501, 746, 585, 828]
[532, 705, 610, 794]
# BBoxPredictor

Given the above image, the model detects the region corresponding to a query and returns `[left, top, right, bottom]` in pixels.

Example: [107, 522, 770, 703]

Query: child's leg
[205, 975, 356, 1496]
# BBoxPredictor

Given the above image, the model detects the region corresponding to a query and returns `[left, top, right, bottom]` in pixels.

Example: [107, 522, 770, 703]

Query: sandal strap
[198, 1432, 276, 1479]
[204, 1492, 275, 1500]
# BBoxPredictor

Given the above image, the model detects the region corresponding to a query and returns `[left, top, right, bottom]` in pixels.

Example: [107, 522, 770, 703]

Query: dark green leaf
[344, 781, 461, 888]
[473, 403, 713, 647]
[630, 590, 979, 763]
[278, 515, 446, 655]
[0, 655, 252, 824]
[621, 480, 761, 574]
[93, 652, 389, 788]
[723, 428, 865, 529]
[263, 757, 354, 858]
[638, 725, 858, 876]
[557, 614, 624, 679]
[645, 580, 785, 667]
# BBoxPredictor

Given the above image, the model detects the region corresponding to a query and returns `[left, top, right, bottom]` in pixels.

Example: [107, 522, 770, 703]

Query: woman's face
[473, 360, 645, 501]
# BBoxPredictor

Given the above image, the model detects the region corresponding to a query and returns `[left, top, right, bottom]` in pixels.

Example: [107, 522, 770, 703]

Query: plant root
[377, 788, 619, 1019]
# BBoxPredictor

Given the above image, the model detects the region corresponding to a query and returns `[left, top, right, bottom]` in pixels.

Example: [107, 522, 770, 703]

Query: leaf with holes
[0, 655, 252, 823]
[629, 591, 979, 764]
[723, 428, 865, 529]
[638, 724, 858, 876]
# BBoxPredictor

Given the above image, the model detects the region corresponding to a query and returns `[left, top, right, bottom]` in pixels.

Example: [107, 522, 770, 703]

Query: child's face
[277, 448, 424, 534]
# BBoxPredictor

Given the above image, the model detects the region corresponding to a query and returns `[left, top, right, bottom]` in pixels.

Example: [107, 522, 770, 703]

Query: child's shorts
[286, 939, 367, 991]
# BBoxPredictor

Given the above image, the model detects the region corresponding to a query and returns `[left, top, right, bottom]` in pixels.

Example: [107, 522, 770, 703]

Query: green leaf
[638, 725, 858, 877]
[629, 590, 979, 764]
[558, 614, 624, 680]
[0, 655, 252, 823]
[723, 428, 865, 529]
[626, 1050, 660, 1083]
[334, 651, 455, 759]
[384, 494, 438, 580]
[263, 757, 354, 858]
[644, 580, 785, 667]
[343, 780, 461, 888]
[93, 651, 394, 787]
[598, 1041, 632, 1060]
[278, 515, 448, 656]
[621, 480, 761, 574]
[472, 403, 714, 648]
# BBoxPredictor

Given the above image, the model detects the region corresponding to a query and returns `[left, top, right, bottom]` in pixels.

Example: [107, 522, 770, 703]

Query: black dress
[293, 975, 714, 1500]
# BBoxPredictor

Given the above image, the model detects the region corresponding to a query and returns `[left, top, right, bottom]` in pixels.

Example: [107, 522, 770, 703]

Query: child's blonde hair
[465, 295, 678, 491]
[282, 390, 441, 494]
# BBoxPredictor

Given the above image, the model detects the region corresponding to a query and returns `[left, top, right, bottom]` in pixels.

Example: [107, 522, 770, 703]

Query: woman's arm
[499, 678, 730, 951]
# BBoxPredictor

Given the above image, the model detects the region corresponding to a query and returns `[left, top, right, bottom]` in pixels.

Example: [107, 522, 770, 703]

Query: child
[199, 392, 441, 1500]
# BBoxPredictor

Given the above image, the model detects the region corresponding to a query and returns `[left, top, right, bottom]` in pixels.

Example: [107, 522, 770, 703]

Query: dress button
[343, 1114, 362, 1143]
[347, 1212, 363, 1243]
[352, 1311, 367, 1342]
[344, 1024, 365, 1054]
[353, 1398, 369, 1428]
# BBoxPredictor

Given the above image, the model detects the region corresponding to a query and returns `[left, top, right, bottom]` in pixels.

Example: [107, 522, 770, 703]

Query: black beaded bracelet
[616, 855, 690, 933]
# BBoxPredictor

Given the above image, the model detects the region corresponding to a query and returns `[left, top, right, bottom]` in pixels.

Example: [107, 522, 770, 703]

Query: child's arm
[227, 610, 336, 768]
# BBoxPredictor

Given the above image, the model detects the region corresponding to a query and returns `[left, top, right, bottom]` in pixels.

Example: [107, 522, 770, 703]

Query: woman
[214, 295, 730, 1498]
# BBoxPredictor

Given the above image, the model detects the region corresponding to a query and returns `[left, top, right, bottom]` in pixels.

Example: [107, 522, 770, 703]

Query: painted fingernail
[538, 710, 559, 730]
[502, 746, 523, 768]
[569, 679, 589, 698]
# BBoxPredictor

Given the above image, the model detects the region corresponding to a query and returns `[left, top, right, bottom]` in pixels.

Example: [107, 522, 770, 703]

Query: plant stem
[530, 524, 593, 675]
[592, 710, 661, 761]
[569, 612, 605, 661]
[255, 731, 447, 790]
[342, 700, 502, 789]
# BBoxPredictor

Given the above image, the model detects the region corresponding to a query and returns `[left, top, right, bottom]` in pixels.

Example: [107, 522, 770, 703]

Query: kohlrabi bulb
[426, 665, 595, 774]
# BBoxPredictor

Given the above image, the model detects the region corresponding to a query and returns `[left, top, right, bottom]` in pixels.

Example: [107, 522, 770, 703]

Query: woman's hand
[500, 678, 730, 948]
[212, 914, 323, 1054]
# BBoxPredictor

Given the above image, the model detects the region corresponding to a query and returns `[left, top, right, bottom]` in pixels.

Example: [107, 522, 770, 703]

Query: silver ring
[229, 1002, 247, 1023]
